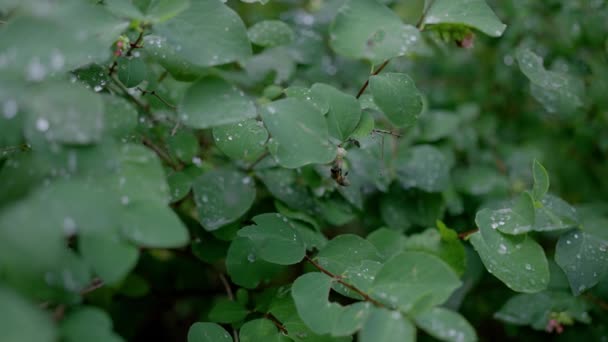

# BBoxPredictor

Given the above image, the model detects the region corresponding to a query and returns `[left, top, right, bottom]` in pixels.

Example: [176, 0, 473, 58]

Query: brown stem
[355, 60, 390, 99]
[304, 255, 386, 308]
[141, 136, 182, 171]
[80, 278, 104, 295]
[247, 151, 270, 171]
[264, 312, 289, 335]
[108, 30, 145, 76]
[416, 0, 435, 29]
[137, 87, 177, 110]
[218, 273, 239, 342]
[458, 229, 479, 240]
[372, 129, 402, 138]
[110, 75, 150, 112]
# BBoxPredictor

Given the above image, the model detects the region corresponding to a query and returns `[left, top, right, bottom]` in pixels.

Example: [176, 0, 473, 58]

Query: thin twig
[80, 278, 104, 295]
[416, 0, 435, 29]
[247, 151, 270, 171]
[264, 312, 289, 334]
[355, 60, 390, 99]
[305, 255, 385, 308]
[458, 229, 479, 240]
[141, 136, 182, 170]
[137, 87, 177, 110]
[108, 30, 145, 76]
[372, 129, 402, 138]
[110, 75, 150, 112]
[218, 274, 239, 342]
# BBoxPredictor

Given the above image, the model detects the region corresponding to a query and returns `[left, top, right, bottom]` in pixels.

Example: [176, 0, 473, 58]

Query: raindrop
[247, 253, 256, 262]
[498, 244, 508, 254]
[121, 196, 130, 205]
[3, 99, 18, 119]
[36, 117, 50, 132]
[26, 57, 46, 81]
[63, 217, 77, 235]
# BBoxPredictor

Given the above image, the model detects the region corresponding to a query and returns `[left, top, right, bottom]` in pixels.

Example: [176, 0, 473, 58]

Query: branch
[304, 255, 386, 308]
[136, 87, 177, 110]
[355, 60, 390, 99]
[458, 229, 479, 240]
[108, 30, 145, 76]
[110, 74, 150, 112]
[218, 273, 239, 342]
[372, 129, 402, 138]
[141, 136, 182, 171]
[416, 0, 435, 29]
[264, 312, 288, 335]
[80, 278, 104, 295]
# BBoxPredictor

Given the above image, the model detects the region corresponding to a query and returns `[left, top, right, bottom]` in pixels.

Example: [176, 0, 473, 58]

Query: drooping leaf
[79, 233, 139, 285]
[422, 0, 507, 37]
[414, 307, 477, 342]
[226, 237, 282, 289]
[248, 20, 295, 48]
[120, 200, 190, 248]
[532, 160, 550, 201]
[369, 73, 424, 128]
[237, 213, 306, 265]
[311, 83, 362, 141]
[261, 99, 337, 168]
[154, 0, 251, 67]
[192, 168, 256, 231]
[555, 230, 608, 295]
[330, 0, 424, 63]
[359, 307, 416, 342]
[180, 76, 257, 129]
[187, 322, 232, 342]
[475, 192, 535, 235]
[213, 119, 268, 162]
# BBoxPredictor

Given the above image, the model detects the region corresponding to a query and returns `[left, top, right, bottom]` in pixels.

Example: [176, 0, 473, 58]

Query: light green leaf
[120, 200, 190, 248]
[414, 307, 477, 342]
[330, 0, 424, 63]
[404, 227, 466, 277]
[285, 86, 329, 114]
[311, 83, 362, 141]
[102, 95, 138, 139]
[369, 73, 423, 127]
[261, 99, 337, 168]
[180, 76, 256, 129]
[213, 119, 268, 162]
[366, 228, 407, 260]
[226, 237, 282, 289]
[208, 298, 249, 323]
[248, 20, 295, 48]
[154, 0, 251, 67]
[187, 322, 232, 342]
[24, 82, 104, 146]
[79, 233, 139, 285]
[61, 307, 123, 342]
[359, 307, 415, 342]
[350, 110, 375, 139]
[555, 230, 608, 295]
[470, 218, 550, 293]
[532, 160, 550, 200]
[370, 251, 461, 312]
[423, 0, 507, 37]
[475, 193, 535, 235]
[395, 145, 450, 192]
[192, 168, 256, 231]
[239, 319, 291, 342]
[516, 49, 584, 114]
[237, 213, 306, 265]
[0, 287, 56, 342]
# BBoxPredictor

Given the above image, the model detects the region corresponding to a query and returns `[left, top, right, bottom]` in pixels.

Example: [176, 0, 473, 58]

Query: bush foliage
[1, 0, 607, 341]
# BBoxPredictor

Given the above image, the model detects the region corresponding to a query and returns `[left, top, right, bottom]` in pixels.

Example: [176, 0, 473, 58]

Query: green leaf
[285, 86, 329, 114]
[316, 234, 382, 275]
[0, 287, 56, 342]
[117, 57, 147, 88]
[516, 49, 584, 114]
[369, 73, 423, 128]
[145, 0, 190, 23]
[532, 160, 550, 200]
[239, 319, 291, 342]
[79, 233, 139, 285]
[366, 228, 407, 260]
[226, 237, 282, 289]
[404, 227, 466, 277]
[475, 193, 535, 235]
[414, 307, 477, 342]
[180, 76, 256, 129]
[102, 95, 138, 138]
[423, 0, 507, 37]
[330, 0, 424, 63]
[261, 99, 337, 168]
[237, 213, 306, 265]
[167, 131, 199, 163]
[533, 194, 579, 232]
[470, 218, 550, 293]
[154, 0, 251, 67]
[120, 200, 190, 248]
[369, 251, 461, 312]
[61, 307, 123, 342]
[291, 272, 372, 336]
[359, 307, 416, 342]
[395, 145, 449, 192]
[208, 298, 249, 323]
[311, 83, 362, 141]
[495, 291, 591, 330]
[555, 230, 608, 295]
[187, 322, 232, 342]
[248, 20, 295, 48]
[350, 110, 375, 139]
[213, 119, 268, 162]
[24, 82, 104, 146]
[192, 168, 256, 231]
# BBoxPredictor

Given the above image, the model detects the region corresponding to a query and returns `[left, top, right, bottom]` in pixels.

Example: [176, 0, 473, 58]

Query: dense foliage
[1, 0, 607, 341]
